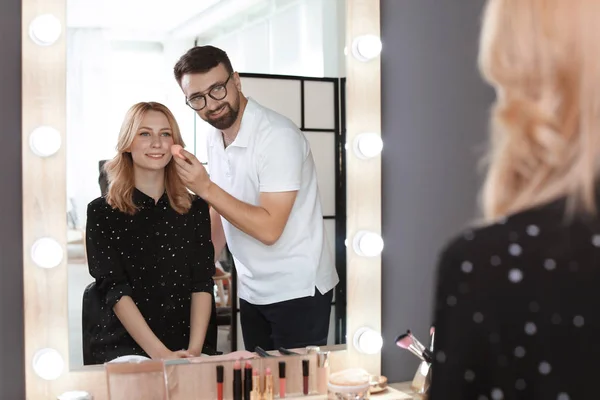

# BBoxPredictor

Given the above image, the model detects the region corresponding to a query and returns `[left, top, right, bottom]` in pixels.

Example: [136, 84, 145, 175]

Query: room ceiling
[65, 0, 273, 41]
[66, 0, 223, 32]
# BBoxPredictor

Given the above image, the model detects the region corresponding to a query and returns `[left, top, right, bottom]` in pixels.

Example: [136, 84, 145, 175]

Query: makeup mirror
[63, 0, 347, 368]
[22, 0, 380, 397]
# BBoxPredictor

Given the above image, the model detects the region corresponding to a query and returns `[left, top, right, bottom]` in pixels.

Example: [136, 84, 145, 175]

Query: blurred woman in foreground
[431, 1, 600, 398]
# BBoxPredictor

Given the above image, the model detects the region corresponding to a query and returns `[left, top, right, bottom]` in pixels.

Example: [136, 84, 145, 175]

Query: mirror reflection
[65, 0, 347, 367]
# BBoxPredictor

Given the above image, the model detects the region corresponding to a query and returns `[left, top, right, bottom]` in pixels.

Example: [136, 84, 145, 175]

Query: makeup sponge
[171, 144, 184, 159]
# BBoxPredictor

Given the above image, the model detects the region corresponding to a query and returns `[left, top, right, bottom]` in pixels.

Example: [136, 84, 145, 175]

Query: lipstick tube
[244, 361, 253, 400]
[278, 361, 286, 398]
[250, 369, 261, 400]
[302, 359, 309, 395]
[265, 367, 274, 400]
[216, 365, 224, 400]
[233, 360, 242, 400]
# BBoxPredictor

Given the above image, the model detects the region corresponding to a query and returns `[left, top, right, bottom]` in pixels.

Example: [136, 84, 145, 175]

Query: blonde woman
[431, 1, 600, 398]
[82, 102, 216, 365]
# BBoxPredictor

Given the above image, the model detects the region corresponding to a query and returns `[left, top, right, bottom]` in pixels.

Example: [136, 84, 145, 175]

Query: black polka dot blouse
[431, 196, 599, 400]
[82, 189, 215, 365]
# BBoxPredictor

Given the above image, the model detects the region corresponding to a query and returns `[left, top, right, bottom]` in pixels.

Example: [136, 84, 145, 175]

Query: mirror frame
[22, 0, 381, 397]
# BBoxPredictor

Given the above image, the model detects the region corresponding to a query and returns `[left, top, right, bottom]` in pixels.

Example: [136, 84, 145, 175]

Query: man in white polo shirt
[172, 45, 339, 351]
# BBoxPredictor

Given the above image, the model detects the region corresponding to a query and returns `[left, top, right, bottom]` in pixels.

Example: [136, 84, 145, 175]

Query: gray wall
[380, 0, 495, 382]
[0, 0, 25, 398]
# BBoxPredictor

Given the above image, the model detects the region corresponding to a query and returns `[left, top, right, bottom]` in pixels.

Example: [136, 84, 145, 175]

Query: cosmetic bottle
[278, 361, 286, 398]
[316, 351, 330, 394]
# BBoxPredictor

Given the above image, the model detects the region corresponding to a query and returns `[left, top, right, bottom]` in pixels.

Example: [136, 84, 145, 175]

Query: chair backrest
[99, 160, 109, 196]
[81, 281, 103, 365]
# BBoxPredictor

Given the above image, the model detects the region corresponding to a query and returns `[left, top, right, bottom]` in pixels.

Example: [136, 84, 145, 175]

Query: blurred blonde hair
[104, 102, 192, 215]
[479, 0, 600, 221]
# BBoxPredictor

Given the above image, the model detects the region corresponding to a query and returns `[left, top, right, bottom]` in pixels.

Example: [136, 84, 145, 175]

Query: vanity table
[279, 385, 416, 399]
[68, 348, 421, 400]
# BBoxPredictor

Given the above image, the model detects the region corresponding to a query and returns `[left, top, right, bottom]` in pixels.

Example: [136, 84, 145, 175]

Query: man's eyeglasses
[186, 73, 233, 111]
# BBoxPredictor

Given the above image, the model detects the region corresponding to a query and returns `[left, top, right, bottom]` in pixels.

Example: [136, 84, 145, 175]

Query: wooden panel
[23, 0, 106, 398]
[344, 0, 382, 375]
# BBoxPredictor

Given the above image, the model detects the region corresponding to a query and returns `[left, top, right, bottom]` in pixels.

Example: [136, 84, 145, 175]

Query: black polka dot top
[431, 196, 600, 400]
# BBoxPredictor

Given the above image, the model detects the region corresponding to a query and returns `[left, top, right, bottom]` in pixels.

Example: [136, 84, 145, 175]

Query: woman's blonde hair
[104, 102, 193, 215]
[479, 0, 600, 221]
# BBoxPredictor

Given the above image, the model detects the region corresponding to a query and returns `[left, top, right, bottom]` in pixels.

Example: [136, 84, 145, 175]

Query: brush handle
[422, 348, 434, 363]
[408, 345, 426, 362]
[278, 347, 299, 356]
[254, 346, 273, 358]
[409, 333, 427, 353]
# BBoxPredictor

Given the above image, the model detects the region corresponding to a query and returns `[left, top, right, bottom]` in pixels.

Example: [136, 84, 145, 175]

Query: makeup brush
[395, 333, 426, 361]
[406, 330, 427, 353]
[254, 346, 273, 358]
[429, 326, 435, 352]
[396, 333, 434, 363]
[406, 329, 435, 362]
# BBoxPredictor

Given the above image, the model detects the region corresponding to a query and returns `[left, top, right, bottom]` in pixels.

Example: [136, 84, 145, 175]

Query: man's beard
[205, 103, 239, 130]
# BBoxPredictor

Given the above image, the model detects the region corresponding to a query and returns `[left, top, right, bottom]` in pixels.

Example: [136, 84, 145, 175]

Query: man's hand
[171, 147, 211, 198]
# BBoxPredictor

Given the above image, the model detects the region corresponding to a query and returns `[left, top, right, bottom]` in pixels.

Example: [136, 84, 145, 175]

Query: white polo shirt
[207, 97, 339, 305]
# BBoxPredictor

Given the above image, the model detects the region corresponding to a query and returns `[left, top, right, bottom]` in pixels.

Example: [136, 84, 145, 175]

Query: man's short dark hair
[173, 45, 234, 85]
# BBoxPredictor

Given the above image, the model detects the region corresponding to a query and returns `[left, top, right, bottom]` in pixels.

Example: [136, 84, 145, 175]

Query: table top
[294, 382, 421, 400]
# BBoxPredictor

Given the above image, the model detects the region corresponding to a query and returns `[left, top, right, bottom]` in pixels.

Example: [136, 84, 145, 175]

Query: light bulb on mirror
[58, 391, 93, 400]
[29, 14, 62, 46]
[31, 237, 63, 269]
[29, 126, 61, 157]
[32, 348, 64, 380]
[353, 132, 383, 159]
[353, 327, 383, 354]
[353, 230, 384, 257]
[351, 35, 382, 62]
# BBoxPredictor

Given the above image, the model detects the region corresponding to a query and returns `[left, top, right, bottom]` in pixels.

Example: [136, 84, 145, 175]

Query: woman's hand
[161, 349, 194, 360]
[187, 350, 257, 363]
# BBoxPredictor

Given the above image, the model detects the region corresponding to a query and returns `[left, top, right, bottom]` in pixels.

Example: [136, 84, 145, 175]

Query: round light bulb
[353, 133, 383, 159]
[31, 237, 63, 269]
[29, 126, 62, 157]
[29, 14, 62, 46]
[351, 35, 382, 62]
[33, 348, 64, 380]
[353, 230, 384, 257]
[57, 391, 93, 400]
[353, 327, 383, 355]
